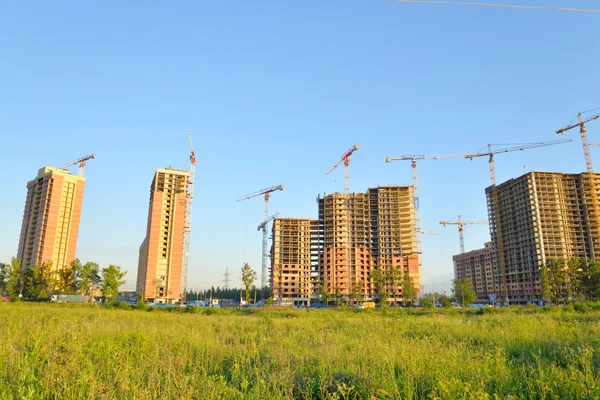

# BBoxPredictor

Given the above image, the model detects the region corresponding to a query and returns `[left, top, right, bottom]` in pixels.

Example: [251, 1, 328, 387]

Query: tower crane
[236, 184, 284, 300]
[439, 215, 488, 254]
[181, 133, 196, 303]
[556, 111, 600, 173]
[58, 153, 96, 177]
[257, 211, 280, 299]
[420, 230, 437, 235]
[557, 111, 600, 260]
[326, 144, 359, 194]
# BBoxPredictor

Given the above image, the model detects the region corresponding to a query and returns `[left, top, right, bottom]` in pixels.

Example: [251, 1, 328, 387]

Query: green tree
[351, 280, 364, 305]
[101, 265, 127, 303]
[372, 269, 389, 307]
[453, 278, 476, 307]
[545, 259, 568, 304]
[440, 294, 452, 308]
[319, 284, 331, 307]
[334, 286, 342, 307]
[265, 297, 274, 307]
[421, 298, 433, 308]
[540, 263, 552, 302]
[0, 262, 9, 293]
[22, 261, 54, 301]
[580, 259, 600, 300]
[79, 262, 101, 299]
[566, 258, 581, 301]
[56, 259, 81, 294]
[240, 263, 256, 305]
[402, 273, 418, 306]
[390, 265, 403, 306]
[6, 258, 23, 301]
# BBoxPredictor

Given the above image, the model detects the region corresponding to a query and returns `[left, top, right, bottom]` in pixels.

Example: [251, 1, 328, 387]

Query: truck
[51, 294, 90, 303]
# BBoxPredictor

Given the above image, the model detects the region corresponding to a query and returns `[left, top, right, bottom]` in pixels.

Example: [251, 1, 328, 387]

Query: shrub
[421, 298, 434, 308]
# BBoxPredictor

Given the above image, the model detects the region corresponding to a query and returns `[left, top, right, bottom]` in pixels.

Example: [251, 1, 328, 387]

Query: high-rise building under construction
[486, 171, 600, 304]
[137, 168, 189, 304]
[17, 167, 86, 271]
[317, 186, 419, 301]
[269, 185, 420, 305]
[270, 218, 318, 306]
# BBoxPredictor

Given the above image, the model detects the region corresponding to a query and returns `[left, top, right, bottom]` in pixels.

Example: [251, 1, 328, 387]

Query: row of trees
[541, 258, 600, 304]
[0, 258, 126, 303]
[316, 268, 419, 307]
[420, 279, 477, 308]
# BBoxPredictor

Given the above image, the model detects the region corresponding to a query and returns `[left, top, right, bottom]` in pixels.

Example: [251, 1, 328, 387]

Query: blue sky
[1, 1, 598, 294]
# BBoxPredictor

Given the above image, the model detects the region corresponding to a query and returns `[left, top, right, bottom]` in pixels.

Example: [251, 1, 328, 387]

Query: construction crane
[256, 211, 280, 298]
[420, 230, 437, 235]
[236, 184, 284, 300]
[326, 144, 359, 194]
[557, 111, 600, 260]
[58, 153, 96, 177]
[440, 215, 488, 254]
[556, 111, 600, 173]
[181, 133, 196, 303]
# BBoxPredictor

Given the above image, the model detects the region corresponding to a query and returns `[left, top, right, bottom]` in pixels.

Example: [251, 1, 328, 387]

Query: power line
[395, 0, 600, 13]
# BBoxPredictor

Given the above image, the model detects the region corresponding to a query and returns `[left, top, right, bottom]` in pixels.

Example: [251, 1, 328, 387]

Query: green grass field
[1, 303, 599, 399]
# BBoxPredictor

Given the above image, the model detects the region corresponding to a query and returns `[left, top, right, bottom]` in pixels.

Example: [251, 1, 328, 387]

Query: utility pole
[222, 267, 231, 290]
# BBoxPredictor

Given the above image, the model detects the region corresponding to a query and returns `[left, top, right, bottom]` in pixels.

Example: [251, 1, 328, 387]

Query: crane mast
[58, 153, 96, 177]
[258, 211, 280, 298]
[237, 184, 284, 300]
[181, 133, 196, 303]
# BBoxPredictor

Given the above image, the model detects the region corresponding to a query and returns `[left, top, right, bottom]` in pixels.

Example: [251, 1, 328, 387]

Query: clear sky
[1, 1, 598, 294]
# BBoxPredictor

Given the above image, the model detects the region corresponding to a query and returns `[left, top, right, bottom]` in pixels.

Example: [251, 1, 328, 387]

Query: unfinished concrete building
[453, 242, 494, 302]
[17, 167, 86, 271]
[486, 171, 600, 304]
[137, 168, 189, 304]
[270, 218, 317, 306]
[316, 186, 419, 303]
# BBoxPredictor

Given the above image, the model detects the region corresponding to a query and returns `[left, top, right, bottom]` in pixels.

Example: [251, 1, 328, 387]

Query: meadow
[0, 303, 599, 399]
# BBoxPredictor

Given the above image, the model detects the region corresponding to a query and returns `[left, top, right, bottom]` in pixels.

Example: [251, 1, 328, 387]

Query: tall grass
[0, 303, 599, 399]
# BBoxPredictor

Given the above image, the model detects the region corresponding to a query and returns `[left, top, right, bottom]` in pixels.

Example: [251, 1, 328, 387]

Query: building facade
[315, 186, 419, 303]
[270, 218, 317, 306]
[453, 242, 494, 302]
[17, 167, 86, 271]
[137, 168, 189, 304]
[486, 171, 600, 304]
